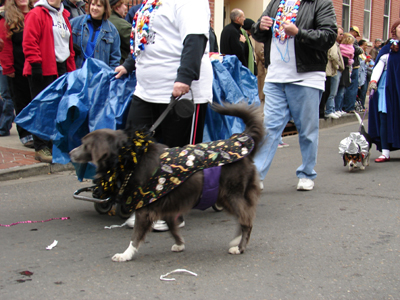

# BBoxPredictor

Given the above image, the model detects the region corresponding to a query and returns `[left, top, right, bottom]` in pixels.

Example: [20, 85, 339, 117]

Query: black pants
[319, 76, 331, 118]
[125, 95, 208, 147]
[10, 73, 33, 139]
[27, 62, 66, 151]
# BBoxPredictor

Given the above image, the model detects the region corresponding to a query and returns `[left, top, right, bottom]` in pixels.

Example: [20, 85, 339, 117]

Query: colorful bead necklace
[273, 0, 301, 43]
[130, 0, 162, 60]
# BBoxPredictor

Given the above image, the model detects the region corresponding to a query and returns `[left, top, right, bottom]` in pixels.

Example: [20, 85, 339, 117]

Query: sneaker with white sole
[325, 112, 339, 119]
[260, 181, 264, 190]
[278, 142, 289, 148]
[334, 112, 341, 118]
[297, 178, 314, 191]
[152, 219, 185, 231]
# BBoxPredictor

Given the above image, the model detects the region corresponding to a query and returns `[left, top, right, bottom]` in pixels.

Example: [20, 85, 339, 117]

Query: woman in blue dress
[368, 19, 400, 162]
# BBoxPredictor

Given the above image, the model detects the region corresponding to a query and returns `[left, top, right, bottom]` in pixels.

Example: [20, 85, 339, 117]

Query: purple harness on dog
[121, 133, 255, 211]
[192, 166, 221, 210]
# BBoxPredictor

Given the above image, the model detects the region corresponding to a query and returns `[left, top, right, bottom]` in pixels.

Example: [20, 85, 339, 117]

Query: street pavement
[1, 116, 399, 299]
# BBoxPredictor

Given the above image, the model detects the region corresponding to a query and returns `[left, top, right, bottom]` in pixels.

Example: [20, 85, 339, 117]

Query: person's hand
[115, 65, 127, 79]
[6, 73, 15, 78]
[172, 82, 190, 98]
[239, 34, 246, 43]
[368, 80, 377, 91]
[367, 80, 377, 96]
[259, 16, 274, 31]
[282, 22, 299, 36]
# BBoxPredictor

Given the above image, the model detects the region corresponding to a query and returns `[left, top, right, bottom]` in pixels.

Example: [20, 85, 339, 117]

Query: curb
[0, 162, 75, 182]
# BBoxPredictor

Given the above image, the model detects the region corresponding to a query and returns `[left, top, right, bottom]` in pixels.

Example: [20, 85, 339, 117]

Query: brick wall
[209, 0, 215, 27]
[331, 0, 400, 42]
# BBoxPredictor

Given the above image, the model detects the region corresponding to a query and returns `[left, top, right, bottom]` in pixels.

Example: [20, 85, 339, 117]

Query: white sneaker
[340, 110, 347, 116]
[334, 112, 341, 118]
[260, 181, 264, 190]
[297, 178, 314, 191]
[152, 220, 185, 232]
[325, 112, 339, 119]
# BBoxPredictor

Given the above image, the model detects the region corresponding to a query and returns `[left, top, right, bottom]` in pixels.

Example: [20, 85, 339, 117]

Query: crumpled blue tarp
[15, 55, 259, 179]
[203, 55, 260, 142]
[15, 58, 136, 179]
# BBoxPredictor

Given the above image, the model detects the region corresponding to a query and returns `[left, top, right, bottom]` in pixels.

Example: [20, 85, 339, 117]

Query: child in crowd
[340, 33, 355, 78]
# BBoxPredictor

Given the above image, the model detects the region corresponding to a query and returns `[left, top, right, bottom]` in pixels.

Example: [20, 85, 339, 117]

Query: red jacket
[0, 18, 14, 75]
[23, 6, 76, 76]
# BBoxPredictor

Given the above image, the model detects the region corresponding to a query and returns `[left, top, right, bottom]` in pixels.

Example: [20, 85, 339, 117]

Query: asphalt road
[1, 121, 399, 300]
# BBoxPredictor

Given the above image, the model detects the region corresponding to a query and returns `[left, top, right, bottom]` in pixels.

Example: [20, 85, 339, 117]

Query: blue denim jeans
[335, 85, 346, 112]
[343, 67, 359, 112]
[0, 70, 15, 136]
[254, 82, 322, 181]
[325, 72, 341, 115]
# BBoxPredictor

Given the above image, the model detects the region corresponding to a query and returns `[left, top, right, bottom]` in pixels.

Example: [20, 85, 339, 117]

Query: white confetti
[160, 269, 198, 281]
[46, 240, 58, 250]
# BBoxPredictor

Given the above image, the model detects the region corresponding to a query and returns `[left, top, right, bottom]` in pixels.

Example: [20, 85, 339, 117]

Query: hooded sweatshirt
[35, 0, 70, 63]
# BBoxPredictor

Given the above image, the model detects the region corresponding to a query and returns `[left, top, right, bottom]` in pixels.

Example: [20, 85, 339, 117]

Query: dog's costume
[339, 132, 369, 166]
[94, 132, 255, 211]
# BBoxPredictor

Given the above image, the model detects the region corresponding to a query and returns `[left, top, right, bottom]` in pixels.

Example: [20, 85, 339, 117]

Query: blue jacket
[70, 15, 121, 69]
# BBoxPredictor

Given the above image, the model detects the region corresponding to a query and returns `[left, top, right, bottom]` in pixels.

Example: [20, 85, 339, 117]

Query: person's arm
[173, 34, 207, 97]
[65, 14, 76, 72]
[108, 24, 121, 69]
[0, 19, 15, 76]
[294, 0, 337, 52]
[353, 40, 364, 56]
[370, 53, 387, 83]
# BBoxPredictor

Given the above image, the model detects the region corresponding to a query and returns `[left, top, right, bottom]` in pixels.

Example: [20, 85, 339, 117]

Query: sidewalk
[0, 112, 363, 182]
[0, 124, 74, 181]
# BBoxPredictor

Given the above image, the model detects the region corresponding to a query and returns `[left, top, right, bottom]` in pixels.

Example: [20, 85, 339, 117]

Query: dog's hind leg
[165, 216, 185, 252]
[112, 212, 153, 262]
[229, 225, 252, 254]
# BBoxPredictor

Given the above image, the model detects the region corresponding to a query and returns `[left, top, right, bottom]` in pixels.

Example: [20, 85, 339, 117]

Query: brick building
[127, 0, 400, 43]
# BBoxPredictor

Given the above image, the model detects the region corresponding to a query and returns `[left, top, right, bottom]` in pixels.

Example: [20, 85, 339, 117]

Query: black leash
[149, 95, 182, 135]
[149, 89, 194, 135]
[358, 89, 373, 132]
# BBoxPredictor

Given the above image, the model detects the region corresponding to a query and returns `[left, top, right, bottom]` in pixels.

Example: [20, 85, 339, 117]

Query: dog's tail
[211, 102, 265, 158]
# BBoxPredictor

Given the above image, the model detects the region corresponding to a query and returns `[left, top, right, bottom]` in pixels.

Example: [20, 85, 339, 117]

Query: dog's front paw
[111, 242, 137, 262]
[228, 246, 243, 255]
[112, 253, 131, 262]
[171, 244, 185, 252]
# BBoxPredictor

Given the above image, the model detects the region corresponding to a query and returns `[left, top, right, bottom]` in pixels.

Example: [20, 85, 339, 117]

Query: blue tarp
[15, 55, 259, 179]
[203, 55, 260, 142]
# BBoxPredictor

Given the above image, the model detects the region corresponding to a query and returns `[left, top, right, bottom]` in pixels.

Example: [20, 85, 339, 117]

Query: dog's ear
[108, 130, 127, 156]
[343, 154, 348, 166]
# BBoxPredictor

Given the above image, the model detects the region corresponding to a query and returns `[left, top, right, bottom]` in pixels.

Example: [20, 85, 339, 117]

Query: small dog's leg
[165, 217, 185, 252]
[112, 213, 152, 262]
[112, 241, 138, 262]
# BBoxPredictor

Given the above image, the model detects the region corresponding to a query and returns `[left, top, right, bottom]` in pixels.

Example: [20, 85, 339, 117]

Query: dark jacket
[109, 10, 131, 64]
[63, 0, 86, 20]
[352, 38, 363, 68]
[251, 0, 337, 73]
[220, 21, 247, 67]
[125, 3, 141, 25]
